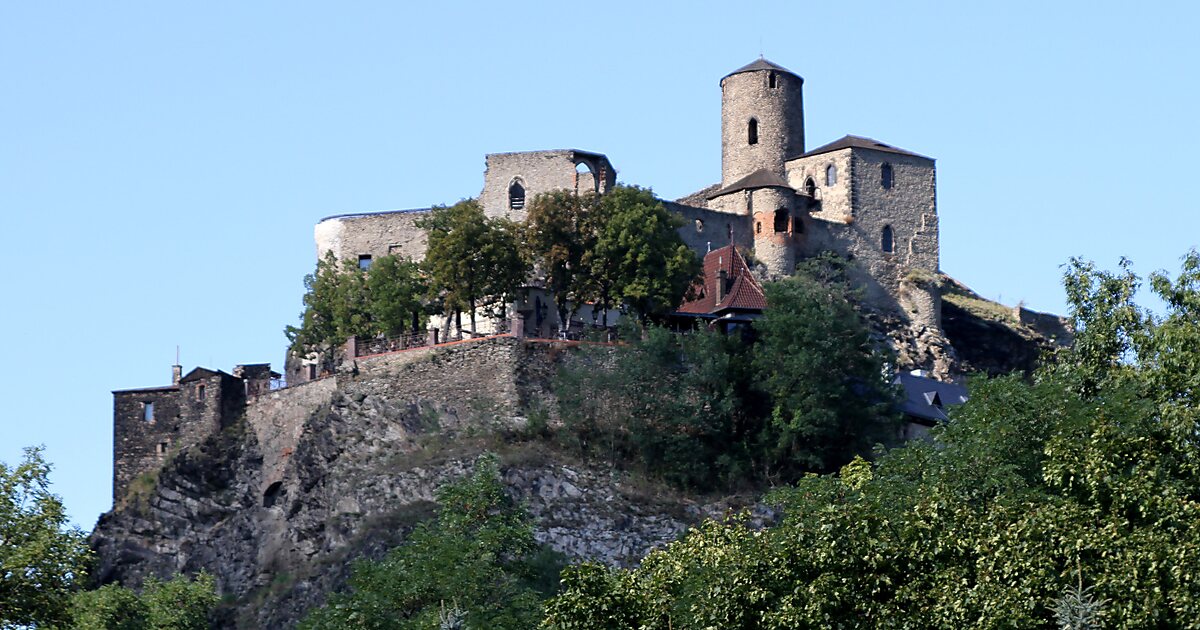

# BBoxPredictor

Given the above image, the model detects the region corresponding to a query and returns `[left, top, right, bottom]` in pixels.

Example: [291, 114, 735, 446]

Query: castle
[110, 58, 952, 504]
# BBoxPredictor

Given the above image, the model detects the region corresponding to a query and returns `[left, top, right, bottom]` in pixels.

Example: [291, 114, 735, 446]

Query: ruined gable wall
[480, 151, 592, 221]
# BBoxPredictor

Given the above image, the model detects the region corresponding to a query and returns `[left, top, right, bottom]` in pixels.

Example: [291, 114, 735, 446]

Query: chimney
[172, 364, 182, 385]
[717, 269, 727, 304]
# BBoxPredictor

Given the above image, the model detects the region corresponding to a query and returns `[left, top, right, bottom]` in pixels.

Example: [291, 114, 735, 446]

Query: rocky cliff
[91, 339, 762, 628]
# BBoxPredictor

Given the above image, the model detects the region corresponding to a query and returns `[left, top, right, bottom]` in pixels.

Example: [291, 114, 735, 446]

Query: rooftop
[795, 135, 933, 161]
[722, 57, 802, 82]
[707, 168, 793, 199]
[678, 245, 767, 315]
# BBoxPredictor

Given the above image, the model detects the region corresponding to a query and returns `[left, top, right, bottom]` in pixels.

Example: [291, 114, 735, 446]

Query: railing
[269, 377, 287, 391]
[354, 331, 429, 357]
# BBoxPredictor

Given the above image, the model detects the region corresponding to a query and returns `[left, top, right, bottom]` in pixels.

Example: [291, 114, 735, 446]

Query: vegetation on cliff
[554, 255, 899, 491]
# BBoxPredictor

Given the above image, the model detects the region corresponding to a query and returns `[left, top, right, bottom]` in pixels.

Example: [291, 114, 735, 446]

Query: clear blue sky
[2, 1, 1197, 528]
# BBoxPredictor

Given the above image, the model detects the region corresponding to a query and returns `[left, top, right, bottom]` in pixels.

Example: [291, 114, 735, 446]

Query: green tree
[367, 255, 428, 336]
[543, 252, 1200, 629]
[420, 200, 529, 336]
[752, 256, 900, 475]
[286, 251, 373, 355]
[69, 573, 219, 630]
[301, 455, 561, 630]
[0, 446, 91, 629]
[524, 190, 599, 336]
[586, 185, 699, 323]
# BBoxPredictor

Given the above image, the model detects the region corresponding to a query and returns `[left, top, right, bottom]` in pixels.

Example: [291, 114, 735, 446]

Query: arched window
[768, 71, 777, 88]
[793, 216, 804, 234]
[803, 177, 816, 198]
[882, 225, 894, 253]
[508, 180, 525, 210]
[773, 208, 788, 233]
[826, 164, 837, 186]
[748, 118, 758, 145]
[575, 161, 597, 193]
[881, 163, 893, 189]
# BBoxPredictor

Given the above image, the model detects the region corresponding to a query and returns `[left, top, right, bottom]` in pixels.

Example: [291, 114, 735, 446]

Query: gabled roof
[723, 58, 802, 81]
[678, 245, 767, 315]
[707, 168, 793, 200]
[180, 367, 232, 383]
[795, 135, 933, 161]
[893, 372, 969, 424]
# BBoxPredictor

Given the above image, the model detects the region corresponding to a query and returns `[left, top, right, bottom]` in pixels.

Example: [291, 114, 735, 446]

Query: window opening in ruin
[882, 225, 895, 253]
[882, 163, 893, 189]
[575, 162, 597, 194]
[773, 208, 788, 233]
[695, 219, 704, 233]
[748, 118, 758, 145]
[826, 164, 837, 186]
[804, 177, 816, 198]
[769, 71, 777, 88]
[793, 216, 804, 234]
[509, 180, 525, 210]
[143, 401, 154, 423]
[197, 384, 205, 401]
[358, 254, 372, 270]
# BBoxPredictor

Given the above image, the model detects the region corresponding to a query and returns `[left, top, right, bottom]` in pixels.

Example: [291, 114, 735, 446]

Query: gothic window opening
[881, 163, 893, 189]
[882, 225, 895, 253]
[773, 208, 788, 233]
[804, 177, 816, 198]
[508, 180, 525, 210]
[748, 118, 758, 145]
[826, 164, 837, 186]
[769, 71, 777, 88]
[143, 401, 155, 423]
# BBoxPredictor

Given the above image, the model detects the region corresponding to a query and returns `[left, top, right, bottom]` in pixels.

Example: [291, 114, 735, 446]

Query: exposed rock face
[92, 340, 761, 628]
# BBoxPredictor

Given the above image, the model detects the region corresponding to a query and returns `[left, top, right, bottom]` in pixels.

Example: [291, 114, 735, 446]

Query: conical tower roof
[722, 57, 802, 81]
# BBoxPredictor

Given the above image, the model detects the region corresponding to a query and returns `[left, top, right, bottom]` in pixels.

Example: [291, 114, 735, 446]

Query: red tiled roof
[677, 245, 767, 315]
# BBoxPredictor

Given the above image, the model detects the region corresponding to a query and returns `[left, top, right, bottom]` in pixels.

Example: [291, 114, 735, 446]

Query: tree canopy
[543, 250, 1200, 628]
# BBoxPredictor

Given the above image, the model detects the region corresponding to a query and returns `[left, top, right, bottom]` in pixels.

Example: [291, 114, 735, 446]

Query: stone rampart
[245, 377, 339, 492]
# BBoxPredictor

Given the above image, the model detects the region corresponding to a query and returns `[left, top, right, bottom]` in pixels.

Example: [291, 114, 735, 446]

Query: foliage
[586, 185, 699, 323]
[286, 251, 430, 355]
[0, 446, 91, 629]
[524, 190, 599, 335]
[543, 252, 1200, 628]
[419, 200, 529, 335]
[554, 256, 897, 489]
[752, 256, 901, 475]
[300, 455, 562, 630]
[69, 572, 219, 630]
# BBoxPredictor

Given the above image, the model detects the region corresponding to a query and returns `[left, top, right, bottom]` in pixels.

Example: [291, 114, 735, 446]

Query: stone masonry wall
[313, 209, 430, 265]
[786, 148, 854, 224]
[479, 150, 615, 221]
[666, 201, 754, 257]
[721, 68, 804, 185]
[112, 387, 182, 503]
[245, 376, 339, 495]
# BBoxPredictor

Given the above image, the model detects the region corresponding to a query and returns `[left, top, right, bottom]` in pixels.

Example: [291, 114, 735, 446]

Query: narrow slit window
[882, 225, 895, 253]
[143, 401, 155, 423]
[881, 163, 893, 189]
[748, 118, 758, 145]
[508, 181, 525, 210]
[768, 71, 777, 88]
[197, 384, 206, 401]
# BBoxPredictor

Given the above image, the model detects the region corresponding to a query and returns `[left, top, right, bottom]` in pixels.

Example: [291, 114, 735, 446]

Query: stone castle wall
[245, 377, 339, 494]
[479, 150, 614, 221]
[313, 209, 429, 264]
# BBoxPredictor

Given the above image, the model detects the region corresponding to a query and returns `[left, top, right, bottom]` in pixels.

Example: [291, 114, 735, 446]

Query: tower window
[881, 163, 893, 189]
[882, 225, 895, 253]
[508, 180, 525, 210]
[826, 164, 837, 186]
[143, 401, 155, 423]
[197, 384, 206, 401]
[748, 118, 758, 145]
[768, 72, 777, 88]
[773, 208, 788, 233]
[357, 254, 372, 270]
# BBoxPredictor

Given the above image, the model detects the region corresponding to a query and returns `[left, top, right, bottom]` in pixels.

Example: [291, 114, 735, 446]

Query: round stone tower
[720, 58, 805, 187]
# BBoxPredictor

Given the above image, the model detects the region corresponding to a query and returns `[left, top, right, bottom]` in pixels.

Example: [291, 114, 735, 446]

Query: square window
[358, 255, 373, 270]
